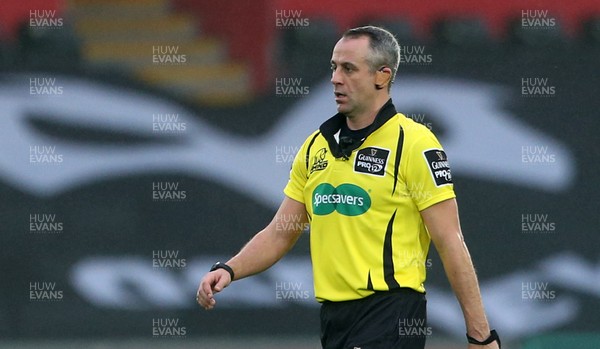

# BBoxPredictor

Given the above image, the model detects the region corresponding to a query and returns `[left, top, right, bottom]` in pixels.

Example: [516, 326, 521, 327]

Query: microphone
[339, 136, 354, 160]
[339, 136, 354, 147]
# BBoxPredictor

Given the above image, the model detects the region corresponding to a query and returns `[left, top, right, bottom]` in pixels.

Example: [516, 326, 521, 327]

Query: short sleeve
[404, 130, 456, 211]
[283, 135, 312, 204]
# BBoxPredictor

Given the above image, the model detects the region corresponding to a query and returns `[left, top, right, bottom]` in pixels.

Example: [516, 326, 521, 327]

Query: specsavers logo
[312, 183, 371, 216]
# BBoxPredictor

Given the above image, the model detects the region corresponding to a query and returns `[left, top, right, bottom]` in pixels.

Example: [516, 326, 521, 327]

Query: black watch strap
[467, 329, 500, 347]
[210, 262, 235, 280]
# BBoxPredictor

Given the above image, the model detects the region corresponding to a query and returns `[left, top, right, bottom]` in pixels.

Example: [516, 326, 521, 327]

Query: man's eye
[345, 66, 353, 72]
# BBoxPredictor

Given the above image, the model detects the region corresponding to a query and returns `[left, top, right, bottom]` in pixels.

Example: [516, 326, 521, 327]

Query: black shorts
[320, 288, 427, 349]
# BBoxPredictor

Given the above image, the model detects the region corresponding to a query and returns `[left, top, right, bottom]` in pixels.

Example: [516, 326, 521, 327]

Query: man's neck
[346, 112, 375, 130]
[345, 95, 390, 130]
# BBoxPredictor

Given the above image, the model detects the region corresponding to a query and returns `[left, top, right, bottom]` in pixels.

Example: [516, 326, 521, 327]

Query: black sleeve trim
[391, 126, 405, 195]
[366, 270, 374, 291]
[305, 131, 321, 173]
[383, 210, 401, 290]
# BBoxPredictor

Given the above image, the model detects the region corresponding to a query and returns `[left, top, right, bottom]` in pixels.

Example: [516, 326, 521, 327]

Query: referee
[197, 26, 500, 349]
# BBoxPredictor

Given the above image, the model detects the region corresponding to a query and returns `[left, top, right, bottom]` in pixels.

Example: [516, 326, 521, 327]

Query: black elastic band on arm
[467, 329, 500, 347]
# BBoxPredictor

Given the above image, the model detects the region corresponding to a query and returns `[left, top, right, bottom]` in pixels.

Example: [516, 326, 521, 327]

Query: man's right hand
[196, 269, 232, 310]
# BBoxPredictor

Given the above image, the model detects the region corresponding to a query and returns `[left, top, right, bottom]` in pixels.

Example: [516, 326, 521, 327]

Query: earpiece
[375, 67, 392, 90]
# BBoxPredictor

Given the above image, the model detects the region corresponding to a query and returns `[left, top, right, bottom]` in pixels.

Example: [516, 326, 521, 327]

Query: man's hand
[196, 269, 231, 310]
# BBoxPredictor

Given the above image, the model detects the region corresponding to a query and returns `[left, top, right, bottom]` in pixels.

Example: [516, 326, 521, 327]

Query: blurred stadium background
[1, 0, 599, 348]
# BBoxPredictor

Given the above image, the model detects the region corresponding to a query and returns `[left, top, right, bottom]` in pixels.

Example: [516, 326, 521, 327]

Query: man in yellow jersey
[197, 26, 500, 349]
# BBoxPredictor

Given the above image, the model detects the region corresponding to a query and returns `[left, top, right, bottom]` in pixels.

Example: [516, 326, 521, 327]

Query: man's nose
[331, 68, 342, 85]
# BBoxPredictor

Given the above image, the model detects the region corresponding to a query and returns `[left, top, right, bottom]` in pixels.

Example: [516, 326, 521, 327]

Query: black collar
[319, 99, 397, 159]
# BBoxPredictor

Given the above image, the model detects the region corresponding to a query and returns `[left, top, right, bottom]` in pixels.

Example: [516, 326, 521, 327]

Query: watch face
[209, 262, 234, 279]
[210, 262, 221, 271]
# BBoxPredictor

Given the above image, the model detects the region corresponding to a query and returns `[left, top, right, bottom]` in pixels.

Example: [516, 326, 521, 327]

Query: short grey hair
[342, 26, 400, 90]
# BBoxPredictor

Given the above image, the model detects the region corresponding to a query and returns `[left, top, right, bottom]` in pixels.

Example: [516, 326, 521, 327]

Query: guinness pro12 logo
[354, 147, 390, 176]
[423, 149, 452, 186]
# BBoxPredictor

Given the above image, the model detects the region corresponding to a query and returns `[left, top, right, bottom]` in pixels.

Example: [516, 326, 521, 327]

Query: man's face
[330, 36, 378, 118]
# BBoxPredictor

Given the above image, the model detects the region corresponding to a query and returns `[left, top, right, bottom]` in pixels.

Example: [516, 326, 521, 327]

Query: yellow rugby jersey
[284, 100, 456, 302]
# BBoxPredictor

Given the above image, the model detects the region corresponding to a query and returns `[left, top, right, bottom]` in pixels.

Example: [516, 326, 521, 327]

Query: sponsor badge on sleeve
[423, 149, 452, 186]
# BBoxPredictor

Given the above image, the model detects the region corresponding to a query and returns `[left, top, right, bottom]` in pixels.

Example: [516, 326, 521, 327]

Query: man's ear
[375, 67, 392, 90]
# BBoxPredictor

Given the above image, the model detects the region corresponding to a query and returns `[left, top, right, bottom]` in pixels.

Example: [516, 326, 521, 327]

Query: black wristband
[210, 262, 235, 281]
[467, 329, 500, 347]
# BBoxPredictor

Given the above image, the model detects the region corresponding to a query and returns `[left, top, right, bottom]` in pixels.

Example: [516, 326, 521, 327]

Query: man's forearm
[225, 226, 301, 280]
[437, 235, 491, 339]
[221, 196, 307, 281]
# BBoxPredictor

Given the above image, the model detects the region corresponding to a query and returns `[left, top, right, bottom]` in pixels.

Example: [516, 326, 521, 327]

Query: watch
[210, 262, 235, 280]
[466, 329, 501, 347]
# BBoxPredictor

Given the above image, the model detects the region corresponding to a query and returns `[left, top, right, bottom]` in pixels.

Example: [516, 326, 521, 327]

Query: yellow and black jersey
[284, 99, 455, 302]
